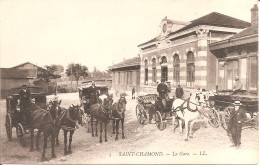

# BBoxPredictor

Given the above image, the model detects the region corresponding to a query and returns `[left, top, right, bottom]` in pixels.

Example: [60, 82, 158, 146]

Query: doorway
[161, 66, 168, 82]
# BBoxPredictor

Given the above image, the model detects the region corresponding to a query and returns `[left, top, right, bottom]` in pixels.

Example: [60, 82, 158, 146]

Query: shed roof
[0, 68, 37, 79]
[110, 57, 140, 70]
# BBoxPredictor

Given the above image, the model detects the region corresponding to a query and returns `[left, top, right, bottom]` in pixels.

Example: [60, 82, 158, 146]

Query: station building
[138, 12, 250, 94]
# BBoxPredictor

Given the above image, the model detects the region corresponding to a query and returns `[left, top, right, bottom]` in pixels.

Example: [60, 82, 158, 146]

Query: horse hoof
[92, 134, 94, 137]
[185, 139, 188, 141]
[41, 157, 47, 162]
[99, 140, 103, 143]
[122, 136, 125, 139]
[52, 154, 57, 158]
[30, 148, 34, 152]
[189, 136, 193, 139]
[105, 139, 108, 142]
[36, 147, 41, 151]
[112, 132, 115, 134]
[64, 151, 68, 155]
[115, 138, 118, 141]
[95, 134, 98, 137]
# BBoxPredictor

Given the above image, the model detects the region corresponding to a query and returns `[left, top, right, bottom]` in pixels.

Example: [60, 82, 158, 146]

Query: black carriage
[136, 94, 174, 130]
[210, 90, 258, 130]
[79, 82, 109, 115]
[5, 86, 47, 146]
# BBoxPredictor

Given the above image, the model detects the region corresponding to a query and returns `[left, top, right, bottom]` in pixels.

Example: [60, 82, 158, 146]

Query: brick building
[138, 12, 250, 94]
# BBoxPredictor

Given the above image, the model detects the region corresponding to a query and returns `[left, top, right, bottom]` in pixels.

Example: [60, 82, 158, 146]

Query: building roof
[0, 68, 37, 79]
[12, 62, 46, 71]
[230, 25, 258, 39]
[110, 57, 140, 70]
[138, 12, 250, 47]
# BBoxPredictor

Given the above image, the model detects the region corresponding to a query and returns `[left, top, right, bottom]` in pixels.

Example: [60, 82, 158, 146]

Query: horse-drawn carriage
[136, 94, 174, 130]
[207, 90, 258, 130]
[5, 86, 47, 146]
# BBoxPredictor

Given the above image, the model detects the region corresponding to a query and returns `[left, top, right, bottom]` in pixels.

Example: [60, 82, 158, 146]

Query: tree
[43, 65, 61, 82]
[65, 63, 89, 91]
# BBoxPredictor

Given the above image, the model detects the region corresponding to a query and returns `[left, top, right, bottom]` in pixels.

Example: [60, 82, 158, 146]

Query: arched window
[186, 51, 195, 87]
[173, 54, 180, 86]
[152, 58, 157, 83]
[144, 59, 148, 85]
[161, 56, 168, 82]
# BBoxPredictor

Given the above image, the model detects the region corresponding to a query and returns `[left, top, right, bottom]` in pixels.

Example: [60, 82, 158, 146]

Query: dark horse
[29, 99, 60, 161]
[111, 95, 127, 140]
[90, 94, 113, 143]
[59, 104, 83, 155]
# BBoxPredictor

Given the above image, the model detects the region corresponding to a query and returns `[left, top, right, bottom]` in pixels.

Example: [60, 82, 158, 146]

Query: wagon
[208, 90, 258, 130]
[136, 94, 174, 130]
[5, 86, 47, 146]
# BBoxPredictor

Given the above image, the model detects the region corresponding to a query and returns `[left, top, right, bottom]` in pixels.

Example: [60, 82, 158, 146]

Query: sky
[0, 0, 257, 71]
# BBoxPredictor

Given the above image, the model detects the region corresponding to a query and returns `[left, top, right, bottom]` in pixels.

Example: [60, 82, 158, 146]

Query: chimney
[251, 4, 258, 26]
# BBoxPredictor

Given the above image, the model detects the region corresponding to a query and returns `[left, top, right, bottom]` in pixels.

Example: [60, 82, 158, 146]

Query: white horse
[172, 91, 208, 141]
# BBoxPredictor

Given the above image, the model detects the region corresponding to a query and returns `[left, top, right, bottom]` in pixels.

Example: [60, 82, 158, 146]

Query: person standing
[166, 81, 172, 100]
[228, 101, 247, 147]
[175, 85, 184, 99]
[132, 87, 135, 99]
[233, 76, 243, 94]
[19, 85, 31, 124]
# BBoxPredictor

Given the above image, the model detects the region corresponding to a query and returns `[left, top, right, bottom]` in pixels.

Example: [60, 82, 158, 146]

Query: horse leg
[99, 121, 103, 143]
[105, 121, 108, 142]
[41, 135, 47, 161]
[172, 117, 178, 133]
[112, 120, 115, 134]
[91, 115, 94, 137]
[189, 120, 195, 139]
[121, 119, 125, 139]
[115, 120, 119, 140]
[95, 120, 98, 137]
[51, 133, 56, 158]
[64, 130, 68, 155]
[30, 128, 34, 152]
[56, 129, 60, 146]
[68, 131, 74, 154]
[180, 120, 184, 134]
[184, 120, 189, 141]
[36, 130, 41, 151]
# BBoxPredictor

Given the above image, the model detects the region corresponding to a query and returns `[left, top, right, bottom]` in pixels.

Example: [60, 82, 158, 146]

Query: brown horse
[29, 100, 60, 161]
[59, 104, 83, 155]
[111, 96, 127, 140]
[90, 94, 113, 143]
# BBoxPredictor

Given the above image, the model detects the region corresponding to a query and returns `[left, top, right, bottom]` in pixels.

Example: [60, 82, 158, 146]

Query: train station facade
[138, 12, 250, 94]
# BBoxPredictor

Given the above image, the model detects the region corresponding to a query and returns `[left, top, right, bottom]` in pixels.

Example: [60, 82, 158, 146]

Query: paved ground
[0, 92, 258, 164]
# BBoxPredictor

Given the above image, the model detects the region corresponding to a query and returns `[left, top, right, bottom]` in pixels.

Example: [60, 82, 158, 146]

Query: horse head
[103, 94, 113, 114]
[48, 98, 63, 124]
[70, 104, 83, 125]
[113, 96, 127, 119]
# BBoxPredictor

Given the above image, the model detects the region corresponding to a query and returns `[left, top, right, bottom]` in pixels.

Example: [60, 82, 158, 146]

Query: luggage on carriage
[5, 86, 47, 146]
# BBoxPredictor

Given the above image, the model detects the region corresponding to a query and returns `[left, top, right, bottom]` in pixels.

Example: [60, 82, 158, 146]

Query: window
[249, 56, 258, 91]
[173, 54, 180, 86]
[144, 59, 148, 85]
[186, 51, 195, 87]
[152, 58, 157, 83]
[160, 56, 168, 82]
[227, 60, 238, 90]
[118, 72, 120, 85]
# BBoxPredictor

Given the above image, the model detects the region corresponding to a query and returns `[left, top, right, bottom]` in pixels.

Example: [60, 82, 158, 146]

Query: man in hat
[19, 85, 31, 124]
[233, 76, 243, 94]
[228, 100, 247, 147]
[132, 87, 135, 99]
[166, 81, 172, 99]
[175, 85, 184, 99]
[157, 80, 168, 107]
[89, 81, 99, 105]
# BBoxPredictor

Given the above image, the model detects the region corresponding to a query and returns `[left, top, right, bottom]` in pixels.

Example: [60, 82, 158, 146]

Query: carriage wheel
[155, 111, 166, 130]
[5, 114, 12, 141]
[208, 108, 220, 128]
[222, 106, 232, 130]
[16, 123, 26, 147]
[136, 104, 148, 125]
